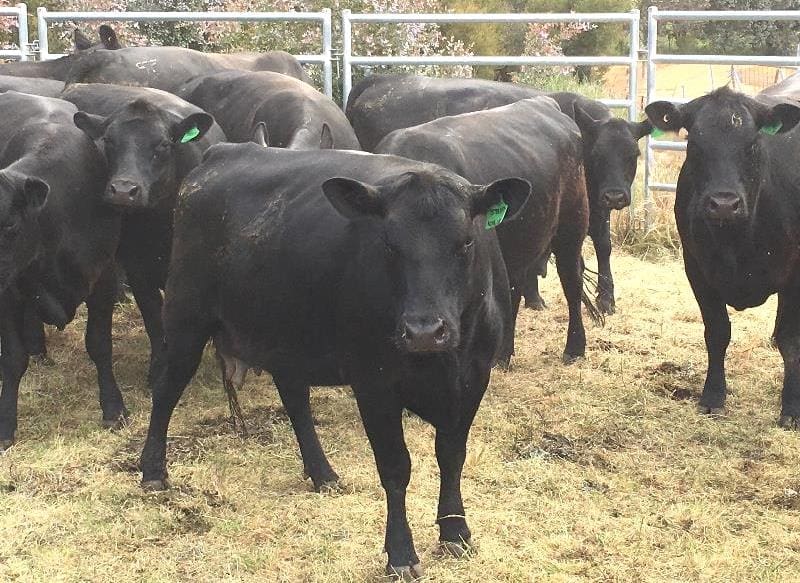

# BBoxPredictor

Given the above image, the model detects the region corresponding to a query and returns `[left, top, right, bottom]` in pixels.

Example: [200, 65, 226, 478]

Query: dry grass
[1, 248, 799, 582]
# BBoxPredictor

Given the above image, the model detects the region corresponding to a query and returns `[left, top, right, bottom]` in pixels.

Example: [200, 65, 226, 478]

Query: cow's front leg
[0, 295, 29, 449]
[589, 208, 615, 315]
[353, 383, 420, 581]
[685, 255, 730, 414]
[774, 290, 800, 429]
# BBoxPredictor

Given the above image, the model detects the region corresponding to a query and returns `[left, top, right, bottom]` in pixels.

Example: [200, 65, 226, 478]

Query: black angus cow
[0, 75, 65, 98]
[347, 74, 652, 314]
[177, 70, 360, 149]
[0, 92, 81, 361]
[645, 87, 800, 426]
[0, 120, 125, 448]
[376, 97, 589, 363]
[65, 46, 311, 94]
[63, 83, 225, 389]
[139, 144, 530, 578]
[0, 25, 120, 81]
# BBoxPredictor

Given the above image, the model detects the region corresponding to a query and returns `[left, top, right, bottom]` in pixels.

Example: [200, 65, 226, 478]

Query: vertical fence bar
[36, 7, 49, 61]
[321, 9, 332, 98]
[644, 6, 658, 230]
[16, 3, 29, 61]
[628, 9, 640, 122]
[342, 9, 353, 106]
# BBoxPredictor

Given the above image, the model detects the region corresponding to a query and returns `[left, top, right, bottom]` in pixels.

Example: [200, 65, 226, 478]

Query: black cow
[139, 144, 529, 578]
[0, 121, 124, 448]
[0, 91, 80, 361]
[759, 70, 800, 102]
[65, 47, 311, 94]
[0, 75, 65, 98]
[64, 83, 225, 389]
[177, 70, 360, 149]
[0, 25, 120, 81]
[347, 74, 652, 314]
[376, 97, 589, 363]
[645, 87, 800, 426]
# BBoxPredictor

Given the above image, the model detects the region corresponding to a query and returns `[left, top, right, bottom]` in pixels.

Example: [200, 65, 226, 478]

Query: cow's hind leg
[0, 296, 29, 450]
[774, 291, 800, 429]
[272, 373, 339, 492]
[590, 208, 615, 315]
[553, 237, 586, 362]
[140, 313, 212, 490]
[85, 265, 128, 429]
[23, 303, 50, 364]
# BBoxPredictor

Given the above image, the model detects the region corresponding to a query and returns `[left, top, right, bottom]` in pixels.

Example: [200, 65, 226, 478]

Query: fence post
[342, 9, 352, 106]
[644, 5, 658, 231]
[16, 3, 29, 61]
[36, 7, 49, 61]
[628, 9, 640, 122]
[321, 8, 333, 99]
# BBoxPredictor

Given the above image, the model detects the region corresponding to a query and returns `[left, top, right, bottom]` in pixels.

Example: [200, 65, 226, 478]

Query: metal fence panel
[342, 10, 641, 121]
[644, 7, 800, 227]
[0, 3, 30, 61]
[35, 7, 333, 97]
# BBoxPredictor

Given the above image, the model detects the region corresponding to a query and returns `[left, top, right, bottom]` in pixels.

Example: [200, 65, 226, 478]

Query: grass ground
[1, 245, 799, 582]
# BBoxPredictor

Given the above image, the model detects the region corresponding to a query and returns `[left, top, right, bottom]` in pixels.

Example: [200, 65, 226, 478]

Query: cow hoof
[101, 410, 131, 430]
[30, 354, 55, 367]
[315, 480, 344, 494]
[439, 538, 473, 558]
[525, 297, 547, 311]
[494, 355, 513, 372]
[141, 478, 170, 492]
[697, 404, 725, 416]
[597, 296, 616, 315]
[562, 352, 584, 365]
[0, 438, 15, 453]
[386, 563, 424, 581]
[778, 415, 800, 430]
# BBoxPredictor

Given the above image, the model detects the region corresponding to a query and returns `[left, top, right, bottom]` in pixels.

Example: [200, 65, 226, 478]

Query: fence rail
[644, 7, 800, 226]
[0, 3, 29, 61]
[35, 7, 333, 97]
[342, 9, 641, 121]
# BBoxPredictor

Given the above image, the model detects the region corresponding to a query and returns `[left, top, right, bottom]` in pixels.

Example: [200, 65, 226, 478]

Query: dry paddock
[1, 248, 798, 582]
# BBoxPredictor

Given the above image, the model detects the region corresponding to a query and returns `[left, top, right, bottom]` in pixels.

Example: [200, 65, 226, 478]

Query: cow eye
[458, 239, 474, 256]
[154, 141, 171, 156]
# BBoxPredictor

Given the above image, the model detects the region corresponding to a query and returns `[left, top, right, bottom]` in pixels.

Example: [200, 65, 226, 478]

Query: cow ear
[73, 28, 93, 51]
[472, 177, 531, 228]
[320, 123, 334, 150]
[12, 176, 49, 214]
[322, 177, 385, 220]
[99, 25, 121, 50]
[572, 103, 601, 143]
[645, 101, 684, 132]
[252, 122, 269, 147]
[759, 102, 800, 135]
[628, 119, 654, 140]
[171, 113, 214, 144]
[73, 111, 108, 140]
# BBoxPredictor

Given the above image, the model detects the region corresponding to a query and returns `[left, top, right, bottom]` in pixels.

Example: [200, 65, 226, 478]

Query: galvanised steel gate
[35, 7, 334, 98]
[341, 10, 642, 122]
[0, 3, 30, 62]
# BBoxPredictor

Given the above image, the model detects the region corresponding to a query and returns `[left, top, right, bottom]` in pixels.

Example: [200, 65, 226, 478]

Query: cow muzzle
[398, 315, 452, 353]
[703, 192, 746, 224]
[105, 179, 146, 208]
[601, 189, 630, 210]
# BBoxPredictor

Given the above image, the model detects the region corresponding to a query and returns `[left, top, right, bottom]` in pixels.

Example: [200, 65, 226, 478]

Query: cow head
[573, 104, 652, 211]
[323, 169, 530, 353]
[646, 87, 800, 226]
[0, 171, 48, 293]
[73, 100, 213, 210]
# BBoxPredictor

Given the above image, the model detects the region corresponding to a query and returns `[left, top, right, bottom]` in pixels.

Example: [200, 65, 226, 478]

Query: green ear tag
[485, 200, 509, 230]
[180, 126, 200, 144]
[651, 127, 666, 139]
[760, 121, 782, 136]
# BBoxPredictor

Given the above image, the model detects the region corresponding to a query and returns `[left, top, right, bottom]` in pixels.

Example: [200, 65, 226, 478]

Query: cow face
[646, 88, 800, 226]
[0, 171, 48, 293]
[574, 105, 652, 211]
[323, 170, 530, 353]
[74, 101, 213, 210]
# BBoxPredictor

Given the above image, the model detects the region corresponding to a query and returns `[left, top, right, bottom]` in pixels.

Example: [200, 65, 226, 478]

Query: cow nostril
[708, 198, 720, 210]
[730, 199, 740, 212]
[433, 320, 447, 342]
[128, 186, 140, 200]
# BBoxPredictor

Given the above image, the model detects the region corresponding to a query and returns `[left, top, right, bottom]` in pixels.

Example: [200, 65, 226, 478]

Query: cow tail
[581, 261, 605, 327]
